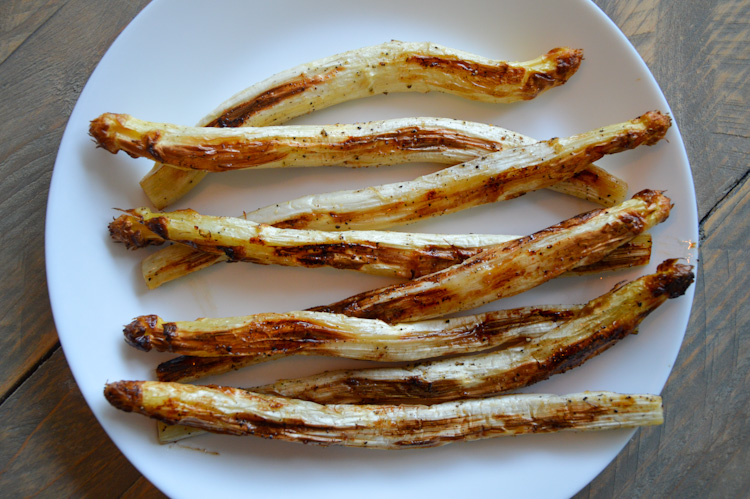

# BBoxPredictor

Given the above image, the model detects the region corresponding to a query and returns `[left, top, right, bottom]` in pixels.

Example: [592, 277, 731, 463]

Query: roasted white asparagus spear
[92, 114, 625, 204]
[125, 305, 579, 359]
[124, 110, 668, 288]
[151, 258, 688, 386]
[91, 114, 558, 171]
[256, 259, 693, 404]
[110, 207, 651, 281]
[103, 383, 663, 449]
[140, 42, 585, 208]
[216, 111, 670, 231]
[153, 260, 690, 442]
[309, 190, 671, 323]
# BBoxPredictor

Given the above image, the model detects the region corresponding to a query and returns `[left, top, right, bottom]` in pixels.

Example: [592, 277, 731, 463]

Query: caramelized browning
[308, 191, 671, 323]
[139, 42, 586, 208]
[109, 204, 651, 284]
[207, 70, 341, 128]
[253, 260, 693, 404]
[124, 305, 578, 360]
[406, 47, 583, 100]
[91, 114, 513, 172]
[127, 111, 669, 288]
[153, 235, 651, 383]
[257, 111, 670, 230]
[103, 383, 663, 448]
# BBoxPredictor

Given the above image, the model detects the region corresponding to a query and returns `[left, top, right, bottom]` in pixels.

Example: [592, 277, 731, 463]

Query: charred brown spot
[407, 54, 525, 85]
[89, 114, 118, 153]
[406, 48, 582, 99]
[156, 355, 244, 382]
[144, 318, 356, 357]
[108, 214, 164, 249]
[309, 280, 461, 323]
[163, 323, 178, 343]
[142, 216, 170, 240]
[270, 242, 478, 276]
[159, 140, 289, 171]
[206, 69, 341, 128]
[103, 381, 142, 413]
[522, 48, 584, 99]
[650, 260, 695, 298]
[305, 375, 466, 404]
[143, 130, 164, 162]
[123, 315, 159, 351]
[159, 250, 225, 274]
[637, 111, 672, 145]
[336, 127, 503, 155]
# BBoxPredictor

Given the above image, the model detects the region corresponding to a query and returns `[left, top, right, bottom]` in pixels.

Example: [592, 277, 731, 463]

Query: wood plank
[0, 0, 150, 397]
[0, 0, 66, 65]
[121, 476, 169, 499]
[595, 0, 750, 220]
[577, 179, 750, 498]
[575, 0, 750, 496]
[0, 349, 166, 497]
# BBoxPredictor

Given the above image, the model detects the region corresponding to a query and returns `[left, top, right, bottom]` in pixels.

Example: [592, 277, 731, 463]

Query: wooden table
[1, 1, 747, 497]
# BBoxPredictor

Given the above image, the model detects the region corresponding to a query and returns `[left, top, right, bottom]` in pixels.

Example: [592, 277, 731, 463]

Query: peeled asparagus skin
[139, 42, 584, 208]
[124, 305, 579, 359]
[257, 259, 694, 404]
[103, 382, 663, 449]
[310, 190, 672, 324]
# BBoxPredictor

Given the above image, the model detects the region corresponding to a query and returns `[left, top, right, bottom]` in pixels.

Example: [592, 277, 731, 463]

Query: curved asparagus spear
[257, 259, 693, 404]
[311, 190, 671, 323]
[232, 111, 670, 231]
[128, 110, 667, 287]
[125, 305, 579, 359]
[94, 114, 625, 205]
[104, 384, 663, 449]
[140, 42, 584, 208]
[111, 207, 651, 281]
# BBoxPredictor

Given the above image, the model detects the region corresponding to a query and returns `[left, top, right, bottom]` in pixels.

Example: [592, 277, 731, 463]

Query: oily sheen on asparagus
[124, 110, 668, 287]
[110, 207, 651, 281]
[309, 190, 671, 323]
[255, 260, 694, 404]
[103, 383, 663, 449]
[140, 42, 585, 208]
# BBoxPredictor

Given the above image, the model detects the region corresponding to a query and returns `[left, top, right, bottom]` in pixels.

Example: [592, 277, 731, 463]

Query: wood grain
[0, 349, 158, 497]
[0, 0, 150, 397]
[0, 0, 746, 497]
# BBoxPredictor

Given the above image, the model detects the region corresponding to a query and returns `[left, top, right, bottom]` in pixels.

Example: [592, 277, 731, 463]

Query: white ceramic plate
[46, 1, 698, 497]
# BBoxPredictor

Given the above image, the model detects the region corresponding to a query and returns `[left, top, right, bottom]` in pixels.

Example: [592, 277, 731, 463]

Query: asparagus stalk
[139, 42, 585, 208]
